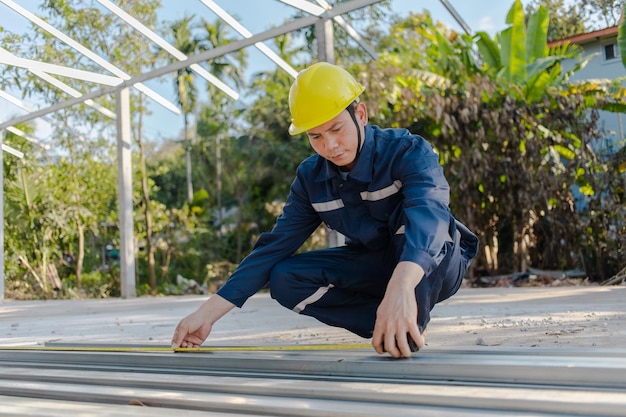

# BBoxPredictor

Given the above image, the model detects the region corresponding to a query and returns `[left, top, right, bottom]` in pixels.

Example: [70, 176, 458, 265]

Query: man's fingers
[381, 333, 422, 358]
[371, 336, 382, 354]
[383, 334, 402, 358]
[171, 332, 204, 349]
[184, 334, 206, 346]
[171, 323, 186, 349]
[371, 325, 386, 354]
[394, 334, 412, 358]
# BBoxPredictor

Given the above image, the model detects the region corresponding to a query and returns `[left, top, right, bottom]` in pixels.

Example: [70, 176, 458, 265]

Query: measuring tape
[0, 343, 372, 353]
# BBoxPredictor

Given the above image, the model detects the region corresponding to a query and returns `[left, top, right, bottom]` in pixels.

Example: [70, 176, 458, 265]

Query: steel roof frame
[96, 0, 240, 100]
[0, 0, 381, 131]
[0, 0, 181, 115]
[0, 0, 385, 301]
[199, 0, 299, 78]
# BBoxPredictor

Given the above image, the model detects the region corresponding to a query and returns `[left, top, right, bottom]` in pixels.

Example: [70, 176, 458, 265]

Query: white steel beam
[0, 107, 49, 149]
[0, 48, 116, 119]
[438, 0, 472, 35]
[198, 0, 299, 78]
[1, 143, 24, 159]
[0, 90, 87, 142]
[0, 91, 35, 112]
[96, 0, 239, 100]
[0, 52, 124, 86]
[0, 0, 181, 115]
[4, 126, 48, 150]
[29, 70, 117, 120]
[278, 0, 325, 15]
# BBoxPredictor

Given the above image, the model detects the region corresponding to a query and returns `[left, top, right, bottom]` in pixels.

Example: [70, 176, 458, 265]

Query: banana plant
[475, 0, 586, 102]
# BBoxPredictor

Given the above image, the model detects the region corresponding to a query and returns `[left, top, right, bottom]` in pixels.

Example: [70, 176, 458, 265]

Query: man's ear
[355, 102, 368, 125]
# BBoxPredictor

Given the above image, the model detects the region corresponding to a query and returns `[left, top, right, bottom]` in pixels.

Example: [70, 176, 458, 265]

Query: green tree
[2, 125, 42, 296]
[4, 144, 117, 297]
[525, 0, 586, 41]
[142, 139, 208, 288]
[526, 0, 623, 42]
[134, 93, 159, 294]
[580, 0, 624, 29]
[195, 18, 247, 223]
[5, 164, 66, 297]
[1, 0, 118, 295]
[48, 147, 118, 290]
[170, 15, 201, 203]
[148, 140, 187, 207]
[2, 0, 163, 297]
[219, 135, 272, 260]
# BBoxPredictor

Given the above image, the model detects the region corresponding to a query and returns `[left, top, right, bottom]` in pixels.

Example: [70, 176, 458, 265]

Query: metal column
[116, 88, 136, 298]
[315, 18, 335, 64]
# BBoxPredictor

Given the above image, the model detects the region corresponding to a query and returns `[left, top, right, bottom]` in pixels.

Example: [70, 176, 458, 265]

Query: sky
[0, 0, 527, 146]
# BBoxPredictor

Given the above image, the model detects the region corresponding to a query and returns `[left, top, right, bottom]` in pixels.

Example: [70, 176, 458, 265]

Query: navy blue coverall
[217, 124, 479, 338]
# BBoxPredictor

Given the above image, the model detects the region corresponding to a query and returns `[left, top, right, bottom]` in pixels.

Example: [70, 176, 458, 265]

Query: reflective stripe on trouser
[268, 227, 468, 339]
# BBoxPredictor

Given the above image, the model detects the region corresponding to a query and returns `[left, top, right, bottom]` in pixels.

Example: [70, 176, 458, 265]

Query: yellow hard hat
[288, 62, 365, 136]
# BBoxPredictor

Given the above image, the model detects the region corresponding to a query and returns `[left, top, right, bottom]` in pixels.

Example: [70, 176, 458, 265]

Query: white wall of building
[558, 33, 625, 152]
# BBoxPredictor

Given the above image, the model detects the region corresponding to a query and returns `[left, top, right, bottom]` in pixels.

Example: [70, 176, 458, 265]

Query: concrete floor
[1, 286, 625, 351]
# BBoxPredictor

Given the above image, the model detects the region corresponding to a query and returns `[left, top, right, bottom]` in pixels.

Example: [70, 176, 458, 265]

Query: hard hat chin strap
[346, 102, 362, 165]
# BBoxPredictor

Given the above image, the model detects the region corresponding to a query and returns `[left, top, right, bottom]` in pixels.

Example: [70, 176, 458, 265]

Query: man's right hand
[372, 261, 425, 358]
[170, 295, 235, 349]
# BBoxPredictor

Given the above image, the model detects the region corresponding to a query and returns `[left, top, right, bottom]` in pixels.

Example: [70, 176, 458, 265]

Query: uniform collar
[315, 125, 374, 182]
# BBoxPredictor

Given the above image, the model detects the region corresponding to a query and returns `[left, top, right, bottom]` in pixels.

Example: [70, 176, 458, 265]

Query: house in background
[549, 25, 625, 152]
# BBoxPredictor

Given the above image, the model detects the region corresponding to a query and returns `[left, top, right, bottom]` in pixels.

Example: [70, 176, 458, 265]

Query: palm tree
[200, 18, 247, 93]
[171, 16, 201, 203]
[197, 18, 247, 223]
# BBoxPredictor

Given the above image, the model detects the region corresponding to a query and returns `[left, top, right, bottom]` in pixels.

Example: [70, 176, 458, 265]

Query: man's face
[305, 102, 367, 171]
